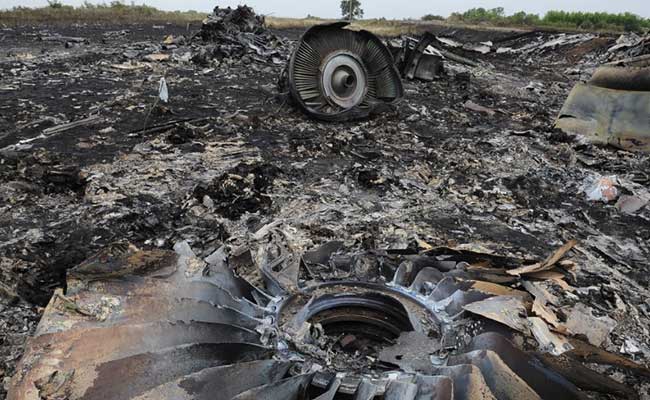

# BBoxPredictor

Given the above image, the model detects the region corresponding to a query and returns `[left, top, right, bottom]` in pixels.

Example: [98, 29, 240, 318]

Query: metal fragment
[555, 56, 650, 152]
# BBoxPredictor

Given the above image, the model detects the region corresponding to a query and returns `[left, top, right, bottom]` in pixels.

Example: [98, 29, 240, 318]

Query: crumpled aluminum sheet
[556, 56, 650, 152]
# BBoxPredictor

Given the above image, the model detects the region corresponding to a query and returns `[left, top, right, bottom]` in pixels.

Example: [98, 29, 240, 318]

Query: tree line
[425, 8, 650, 32]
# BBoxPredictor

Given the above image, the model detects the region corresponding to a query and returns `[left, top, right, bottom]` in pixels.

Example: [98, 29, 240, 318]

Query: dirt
[1, 19, 649, 398]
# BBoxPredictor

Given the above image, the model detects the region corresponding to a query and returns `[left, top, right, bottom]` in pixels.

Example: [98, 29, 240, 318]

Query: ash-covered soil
[1, 21, 649, 398]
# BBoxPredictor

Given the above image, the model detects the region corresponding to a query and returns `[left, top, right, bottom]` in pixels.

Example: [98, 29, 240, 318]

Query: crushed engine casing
[555, 55, 650, 152]
[8, 238, 648, 399]
[283, 22, 403, 122]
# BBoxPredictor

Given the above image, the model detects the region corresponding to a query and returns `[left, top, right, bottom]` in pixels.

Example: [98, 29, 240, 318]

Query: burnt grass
[1, 21, 650, 397]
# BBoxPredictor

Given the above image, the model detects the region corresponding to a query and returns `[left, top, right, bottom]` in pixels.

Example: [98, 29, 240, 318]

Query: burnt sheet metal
[284, 22, 403, 122]
[11, 240, 650, 399]
[468, 332, 586, 400]
[555, 56, 650, 152]
[400, 35, 445, 81]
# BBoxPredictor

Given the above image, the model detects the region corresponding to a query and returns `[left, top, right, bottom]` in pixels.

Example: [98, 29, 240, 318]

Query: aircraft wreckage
[282, 23, 403, 122]
[283, 22, 650, 152]
[5, 9, 650, 400]
[8, 239, 650, 399]
[556, 55, 650, 152]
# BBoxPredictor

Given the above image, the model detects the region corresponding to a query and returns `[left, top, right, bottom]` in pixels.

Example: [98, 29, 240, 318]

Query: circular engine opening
[277, 283, 442, 394]
[320, 52, 367, 109]
[307, 293, 414, 357]
[331, 66, 358, 98]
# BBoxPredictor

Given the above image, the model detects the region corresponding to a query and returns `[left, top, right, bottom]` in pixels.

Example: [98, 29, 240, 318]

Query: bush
[440, 8, 650, 32]
[422, 14, 445, 22]
[47, 0, 63, 9]
[0, 2, 205, 24]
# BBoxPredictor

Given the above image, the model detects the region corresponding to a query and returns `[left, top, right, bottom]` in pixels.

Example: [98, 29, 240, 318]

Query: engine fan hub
[321, 52, 367, 109]
[275, 282, 441, 394]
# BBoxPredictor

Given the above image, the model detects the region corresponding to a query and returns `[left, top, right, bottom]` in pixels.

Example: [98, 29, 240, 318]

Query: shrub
[422, 14, 445, 21]
[439, 8, 649, 32]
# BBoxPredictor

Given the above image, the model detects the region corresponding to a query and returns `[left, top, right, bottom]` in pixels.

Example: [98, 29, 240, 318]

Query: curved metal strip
[566, 337, 650, 378]
[230, 373, 314, 400]
[444, 289, 492, 316]
[430, 365, 497, 400]
[200, 260, 260, 301]
[71, 278, 264, 317]
[134, 360, 291, 400]
[448, 350, 541, 400]
[414, 375, 453, 400]
[78, 343, 272, 399]
[313, 377, 342, 400]
[428, 277, 462, 302]
[384, 380, 418, 400]
[36, 293, 261, 335]
[353, 378, 380, 400]
[9, 321, 260, 399]
[537, 352, 640, 398]
[409, 267, 444, 295]
[468, 332, 586, 400]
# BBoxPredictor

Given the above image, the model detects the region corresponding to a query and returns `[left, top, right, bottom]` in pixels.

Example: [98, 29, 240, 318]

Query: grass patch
[267, 17, 525, 37]
[267, 17, 442, 37]
[265, 17, 333, 30]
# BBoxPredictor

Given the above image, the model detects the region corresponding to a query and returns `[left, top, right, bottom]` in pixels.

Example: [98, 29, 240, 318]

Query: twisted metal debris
[8, 238, 648, 399]
[556, 55, 650, 152]
[283, 23, 403, 122]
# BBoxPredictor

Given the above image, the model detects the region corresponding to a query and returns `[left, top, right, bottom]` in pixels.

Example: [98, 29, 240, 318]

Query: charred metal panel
[556, 56, 650, 152]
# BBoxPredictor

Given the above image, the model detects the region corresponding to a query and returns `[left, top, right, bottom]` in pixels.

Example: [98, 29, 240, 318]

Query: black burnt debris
[193, 5, 285, 67]
[193, 162, 279, 219]
[199, 5, 266, 38]
[2, 3, 650, 400]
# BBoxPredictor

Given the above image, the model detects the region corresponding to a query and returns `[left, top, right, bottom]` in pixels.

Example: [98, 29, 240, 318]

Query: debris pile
[193, 5, 285, 65]
[199, 5, 266, 39]
[193, 162, 279, 219]
[389, 33, 484, 82]
[2, 10, 650, 399]
[606, 32, 650, 60]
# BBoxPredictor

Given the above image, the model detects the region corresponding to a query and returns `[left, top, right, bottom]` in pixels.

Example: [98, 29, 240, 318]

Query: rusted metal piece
[448, 350, 540, 400]
[468, 332, 586, 400]
[285, 22, 403, 122]
[8, 247, 271, 400]
[537, 352, 640, 399]
[431, 365, 497, 400]
[10, 241, 647, 399]
[555, 56, 650, 152]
